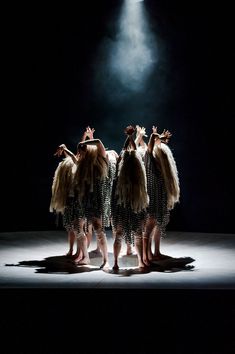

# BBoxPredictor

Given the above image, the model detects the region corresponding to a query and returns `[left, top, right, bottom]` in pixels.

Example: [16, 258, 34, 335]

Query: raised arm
[158, 129, 172, 144]
[135, 125, 147, 149]
[123, 125, 137, 151]
[148, 126, 172, 153]
[152, 125, 172, 144]
[81, 126, 95, 141]
[147, 133, 160, 153]
[54, 144, 78, 164]
[78, 138, 106, 158]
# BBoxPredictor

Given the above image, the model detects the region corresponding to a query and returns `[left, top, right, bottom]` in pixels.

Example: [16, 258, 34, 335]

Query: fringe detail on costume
[73, 145, 108, 202]
[116, 150, 149, 213]
[49, 157, 76, 214]
[137, 145, 147, 160]
[153, 144, 180, 210]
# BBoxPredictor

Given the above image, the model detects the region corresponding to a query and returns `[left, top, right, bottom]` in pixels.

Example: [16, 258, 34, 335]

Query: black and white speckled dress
[111, 151, 147, 245]
[73, 157, 114, 232]
[62, 162, 84, 232]
[49, 157, 81, 232]
[144, 150, 170, 237]
[102, 159, 117, 228]
[63, 197, 82, 232]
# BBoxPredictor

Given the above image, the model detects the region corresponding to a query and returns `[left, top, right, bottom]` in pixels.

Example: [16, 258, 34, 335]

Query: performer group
[50, 124, 180, 270]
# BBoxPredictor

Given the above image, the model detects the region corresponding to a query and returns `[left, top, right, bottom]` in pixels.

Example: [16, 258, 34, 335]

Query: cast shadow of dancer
[5, 254, 101, 274]
[104, 256, 195, 277]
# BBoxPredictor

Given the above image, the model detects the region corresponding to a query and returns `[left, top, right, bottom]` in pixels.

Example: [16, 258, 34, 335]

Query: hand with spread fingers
[54, 144, 67, 157]
[152, 125, 158, 134]
[151, 126, 172, 143]
[159, 129, 172, 143]
[124, 125, 135, 136]
[136, 125, 147, 138]
[81, 126, 95, 141]
[85, 126, 95, 140]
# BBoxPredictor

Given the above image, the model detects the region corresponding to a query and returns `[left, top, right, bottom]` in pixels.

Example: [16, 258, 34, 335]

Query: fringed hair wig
[74, 145, 108, 201]
[153, 143, 180, 210]
[49, 157, 76, 214]
[116, 150, 149, 213]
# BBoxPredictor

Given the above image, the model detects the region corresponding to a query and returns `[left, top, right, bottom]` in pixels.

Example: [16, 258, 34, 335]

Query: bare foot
[73, 252, 83, 263]
[138, 261, 147, 268]
[152, 254, 172, 261]
[139, 265, 149, 273]
[76, 257, 90, 265]
[143, 258, 151, 267]
[112, 263, 119, 271]
[100, 261, 109, 270]
[66, 250, 73, 257]
[89, 248, 102, 256]
[147, 252, 154, 261]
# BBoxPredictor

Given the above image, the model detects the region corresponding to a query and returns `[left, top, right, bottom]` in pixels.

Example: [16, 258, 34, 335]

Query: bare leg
[153, 225, 161, 256]
[96, 233, 109, 269]
[92, 240, 102, 254]
[147, 226, 157, 261]
[72, 245, 83, 261]
[113, 227, 122, 270]
[143, 218, 155, 266]
[126, 241, 134, 255]
[87, 223, 102, 254]
[74, 220, 90, 265]
[93, 217, 109, 269]
[85, 223, 93, 249]
[134, 234, 145, 268]
[66, 230, 75, 257]
[152, 225, 172, 260]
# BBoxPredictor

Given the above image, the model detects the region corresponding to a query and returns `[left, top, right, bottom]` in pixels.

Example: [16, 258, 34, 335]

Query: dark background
[1, 2, 235, 353]
[2, 0, 234, 234]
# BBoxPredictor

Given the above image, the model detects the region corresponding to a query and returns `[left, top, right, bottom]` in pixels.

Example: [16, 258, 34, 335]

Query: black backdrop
[1, 3, 235, 353]
[2, 0, 234, 234]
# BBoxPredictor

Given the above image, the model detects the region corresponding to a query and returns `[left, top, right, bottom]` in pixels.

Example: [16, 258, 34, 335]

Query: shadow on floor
[5, 255, 101, 274]
[104, 256, 195, 276]
[5, 254, 195, 276]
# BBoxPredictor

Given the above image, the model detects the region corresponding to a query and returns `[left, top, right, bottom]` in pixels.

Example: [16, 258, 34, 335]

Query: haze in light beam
[109, 0, 158, 92]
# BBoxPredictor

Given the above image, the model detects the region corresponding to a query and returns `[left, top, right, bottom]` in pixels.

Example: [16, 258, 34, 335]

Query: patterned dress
[111, 151, 147, 245]
[144, 151, 170, 237]
[63, 197, 82, 232]
[62, 163, 84, 232]
[102, 159, 117, 228]
[49, 157, 81, 232]
[73, 157, 115, 232]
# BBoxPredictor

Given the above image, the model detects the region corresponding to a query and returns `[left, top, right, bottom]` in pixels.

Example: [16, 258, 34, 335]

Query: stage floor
[1, 230, 235, 354]
[0, 230, 234, 289]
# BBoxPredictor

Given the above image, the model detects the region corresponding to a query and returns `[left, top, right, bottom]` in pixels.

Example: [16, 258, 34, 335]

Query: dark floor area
[1, 288, 234, 354]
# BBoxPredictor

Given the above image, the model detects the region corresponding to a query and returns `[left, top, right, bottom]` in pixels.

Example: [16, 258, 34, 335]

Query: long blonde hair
[116, 150, 149, 213]
[73, 145, 108, 201]
[49, 157, 76, 214]
[153, 143, 180, 210]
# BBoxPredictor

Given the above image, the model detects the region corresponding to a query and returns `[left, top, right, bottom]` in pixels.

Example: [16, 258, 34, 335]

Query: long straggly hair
[49, 157, 76, 214]
[153, 143, 180, 210]
[73, 145, 108, 201]
[116, 150, 149, 213]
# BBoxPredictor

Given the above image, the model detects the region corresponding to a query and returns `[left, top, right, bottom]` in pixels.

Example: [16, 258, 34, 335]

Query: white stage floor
[1, 230, 234, 289]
